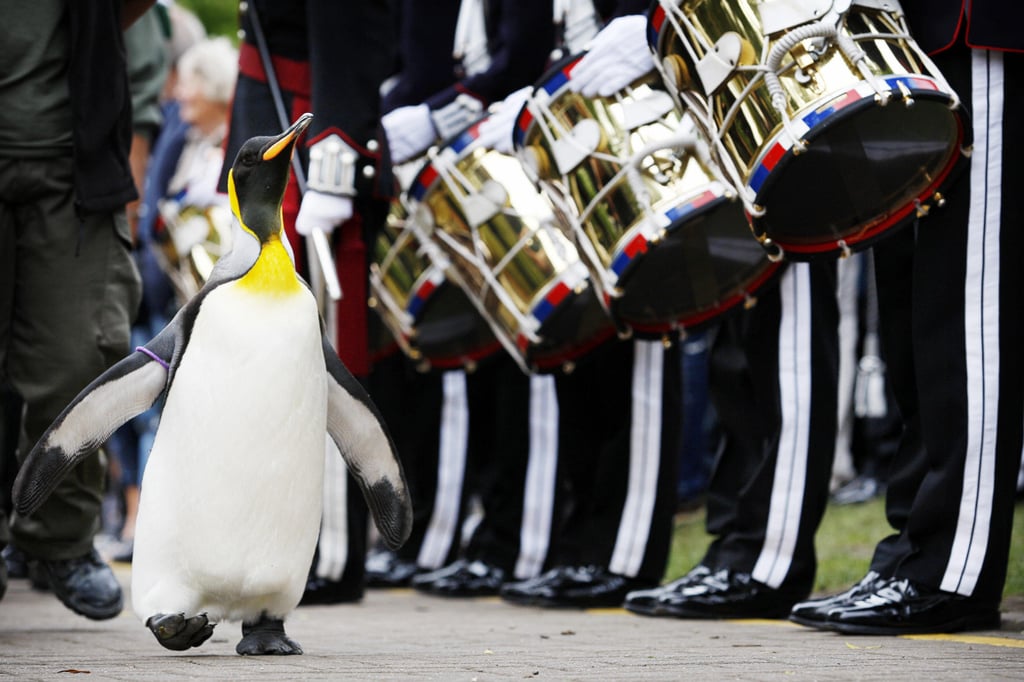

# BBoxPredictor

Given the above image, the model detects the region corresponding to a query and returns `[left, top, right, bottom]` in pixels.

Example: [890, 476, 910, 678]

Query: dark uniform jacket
[382, 0, 554, 113]
[902, 0, 1024, 53]
[232, 0, 396, 192]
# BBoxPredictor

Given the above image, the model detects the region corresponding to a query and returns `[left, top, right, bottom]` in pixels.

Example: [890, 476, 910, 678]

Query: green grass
[666, 498, 1024, 598]
[176, 0, 239, 41]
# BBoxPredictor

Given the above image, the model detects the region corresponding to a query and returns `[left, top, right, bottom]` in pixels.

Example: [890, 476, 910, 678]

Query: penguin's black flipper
[12, 340, 172, 517]
[321, 335, 413, 550]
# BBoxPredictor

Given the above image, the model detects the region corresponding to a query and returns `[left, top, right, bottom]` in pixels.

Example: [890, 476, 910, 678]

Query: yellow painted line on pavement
[902, 633, 1024, 648]
[607, 609, 1024, 648]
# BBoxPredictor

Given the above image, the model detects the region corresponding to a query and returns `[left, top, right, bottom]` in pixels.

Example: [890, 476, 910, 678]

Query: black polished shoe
[365, 550, 421, 588]
[501, 565, 652, 609]
[553, 566, 654, 609]
[624, 564, 713, 616]
[657, 569, 806, 619]
[825, 577, 1001, 635]
[37, 549, 123, 620]
[299, 576, 364, 605]
[500, 565, 580, 606]
[831, 475, 884, 505]
[789, 571, 886, 629]
[412, 559, 505, 597]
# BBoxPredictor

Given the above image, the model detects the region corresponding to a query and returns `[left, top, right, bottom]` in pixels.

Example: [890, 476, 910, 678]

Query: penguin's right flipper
[321, 336, 413, 550]
[12, 344, 171, 517]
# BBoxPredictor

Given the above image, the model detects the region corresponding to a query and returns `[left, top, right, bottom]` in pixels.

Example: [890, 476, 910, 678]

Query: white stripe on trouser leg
[752, 264, 813, 589]
[417, 370, 470, 570]
[515, 374, 559, 579]
[942, 50, 1002, 596]
[316, 435, 349, 580]
[609, 340, 664, 577]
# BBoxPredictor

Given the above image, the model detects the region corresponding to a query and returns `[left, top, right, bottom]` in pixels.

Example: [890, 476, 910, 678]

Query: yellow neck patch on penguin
[239, 234, 302, 295]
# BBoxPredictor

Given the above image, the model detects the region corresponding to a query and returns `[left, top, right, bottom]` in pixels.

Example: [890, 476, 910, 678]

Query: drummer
[457, 0, 688, 609]
[368, 0, 559, 595]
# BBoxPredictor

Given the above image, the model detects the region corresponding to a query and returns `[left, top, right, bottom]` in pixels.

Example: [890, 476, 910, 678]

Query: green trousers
[0, 155, 140, 560]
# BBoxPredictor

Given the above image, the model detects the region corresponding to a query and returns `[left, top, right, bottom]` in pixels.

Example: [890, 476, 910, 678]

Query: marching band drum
[404, 114, 617, 375]
[647, 0, 970, 258]
[514, 55, 780, 339]
[368, 196, 502, 371]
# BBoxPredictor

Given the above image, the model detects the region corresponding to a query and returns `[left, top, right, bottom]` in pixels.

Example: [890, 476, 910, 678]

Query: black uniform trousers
[702, 262, 840, 598]
[547, 338, 682, 585]
[868, 44, 1023, 606]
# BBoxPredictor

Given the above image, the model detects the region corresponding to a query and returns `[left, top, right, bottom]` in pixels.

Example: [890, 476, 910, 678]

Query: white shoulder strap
[454, 0, 492, 77]
[556, 0, 601, 55]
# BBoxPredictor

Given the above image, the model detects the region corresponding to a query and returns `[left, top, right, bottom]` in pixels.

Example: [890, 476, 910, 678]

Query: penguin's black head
[228, 113, 313, 243]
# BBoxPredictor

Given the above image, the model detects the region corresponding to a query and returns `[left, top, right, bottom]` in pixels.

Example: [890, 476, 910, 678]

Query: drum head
[755, 94, 963, 256]
[413, 282, 501, 369]
[526, 287, 616, 372]
[610, 198, 778, 335]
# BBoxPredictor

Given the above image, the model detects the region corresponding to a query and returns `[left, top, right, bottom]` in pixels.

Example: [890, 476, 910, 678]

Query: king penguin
[12, 113, 412, 656]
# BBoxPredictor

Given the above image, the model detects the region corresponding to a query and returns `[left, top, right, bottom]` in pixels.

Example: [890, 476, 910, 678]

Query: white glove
[381, 103, 437, 164]
[475, 86, 534, 154]
[295, 190, 353, 236]
[570, 15, 654, 98]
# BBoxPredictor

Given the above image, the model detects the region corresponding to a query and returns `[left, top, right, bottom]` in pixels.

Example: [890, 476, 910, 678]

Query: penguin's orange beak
[262, 113, 313, 161]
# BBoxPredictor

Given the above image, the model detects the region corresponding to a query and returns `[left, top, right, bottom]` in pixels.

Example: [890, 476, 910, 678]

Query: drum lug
[757, 236, 785, 263]
[895, 79, 915, 107]
[914, 193, 945, 218]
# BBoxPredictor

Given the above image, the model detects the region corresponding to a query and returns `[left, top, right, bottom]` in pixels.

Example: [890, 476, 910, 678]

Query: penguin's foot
[236, 613, 302, 655]
[145, 612, 215, 651]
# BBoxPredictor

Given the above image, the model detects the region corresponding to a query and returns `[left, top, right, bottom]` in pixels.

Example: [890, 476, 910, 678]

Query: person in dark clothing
[372, 0, 561, 598]
[0, 0, 150, 618]
[459, 2, 686, 608]
[625, 261, 840, 619]
[791, 0, 1024, 635]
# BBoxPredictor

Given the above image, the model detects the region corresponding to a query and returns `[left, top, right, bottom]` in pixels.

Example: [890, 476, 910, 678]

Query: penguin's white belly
[132, 284, 327, 622]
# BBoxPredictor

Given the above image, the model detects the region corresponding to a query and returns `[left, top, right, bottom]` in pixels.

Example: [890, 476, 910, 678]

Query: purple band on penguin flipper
[135, 346, 170, 370]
